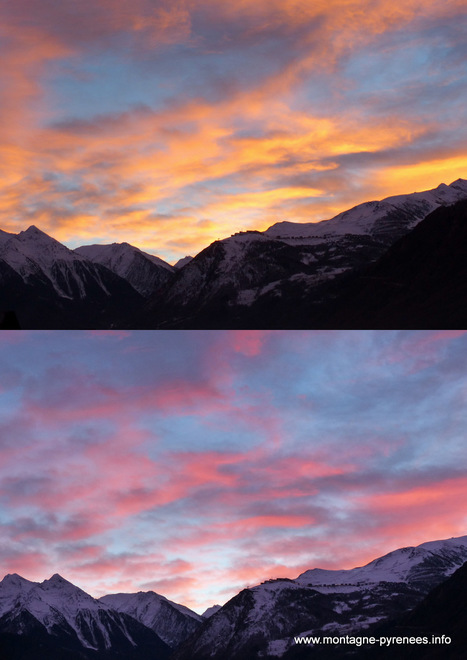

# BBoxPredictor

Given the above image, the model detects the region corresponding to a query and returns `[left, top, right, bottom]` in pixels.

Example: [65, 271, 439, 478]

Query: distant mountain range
[1, 535, 466, 659]
[1, 178, 466, 328]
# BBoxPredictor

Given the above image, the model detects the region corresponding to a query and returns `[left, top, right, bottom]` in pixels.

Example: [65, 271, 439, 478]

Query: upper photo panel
[0, 1, 466, 329]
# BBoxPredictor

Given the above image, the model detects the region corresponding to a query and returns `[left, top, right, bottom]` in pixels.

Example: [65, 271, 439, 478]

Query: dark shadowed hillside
[323, 199, 467, 329]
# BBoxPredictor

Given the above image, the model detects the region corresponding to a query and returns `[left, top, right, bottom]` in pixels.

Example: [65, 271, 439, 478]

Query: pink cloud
[358, 475, 467, 516]
[373, 330, 467, 374]
[2, 331, 466, 612]
[0, 549, 51, 580]
[22, 371, 235, 429]
[229, 330, 272, 356]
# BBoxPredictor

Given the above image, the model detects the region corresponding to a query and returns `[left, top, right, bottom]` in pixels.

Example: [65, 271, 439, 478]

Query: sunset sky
[1, 330, 466, 612]
[0, 1, 465, 262]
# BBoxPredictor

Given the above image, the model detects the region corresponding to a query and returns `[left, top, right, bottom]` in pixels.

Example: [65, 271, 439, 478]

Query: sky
[0, 1, 465, 263]
[1, 329, 467, 612]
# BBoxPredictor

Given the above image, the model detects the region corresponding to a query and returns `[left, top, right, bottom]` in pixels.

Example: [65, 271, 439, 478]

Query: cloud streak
[0, 331, 466, 610]
[0, 2, 465, 261]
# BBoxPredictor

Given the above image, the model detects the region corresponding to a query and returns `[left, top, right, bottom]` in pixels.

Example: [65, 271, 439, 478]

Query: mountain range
[0, 573, 171, 660]
[1, 178, 466, 328]
[1, 535, 466, 660]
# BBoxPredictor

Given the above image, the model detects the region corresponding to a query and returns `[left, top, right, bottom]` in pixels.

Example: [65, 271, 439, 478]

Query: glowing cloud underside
[0, 1, 465, 262]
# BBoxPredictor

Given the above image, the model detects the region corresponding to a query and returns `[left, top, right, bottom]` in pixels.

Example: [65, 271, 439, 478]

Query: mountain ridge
[0, 572, 171, 660]
[1, 534, 467, 659]
[75, 242, 174, 297]
[172, 534, 467, 660]
[99, 590, 204, 648]
[141, 178, 467, 327]
[1, 177, 467, 328]
[265, 179, 467, 240]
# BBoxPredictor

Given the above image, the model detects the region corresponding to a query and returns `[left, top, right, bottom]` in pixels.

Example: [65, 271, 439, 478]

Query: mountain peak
[41, 573, 85, 593]
[202, 604, 222, 618]
[174, 255, 193, 269]
[450, 177, 467, 188]
[0, 573, 36, 601]
[1, 572, 32, 585]
[75, 241, 174, 296]
[16, 224, 63, 248]
[0, 574, 171, 657]
[22, 225, 51, 238]
[47, 572, 67, 583]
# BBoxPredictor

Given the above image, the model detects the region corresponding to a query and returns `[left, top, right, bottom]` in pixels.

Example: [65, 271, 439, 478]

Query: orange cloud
[0, 0, 465, 261]
[372, 155, 467, 200]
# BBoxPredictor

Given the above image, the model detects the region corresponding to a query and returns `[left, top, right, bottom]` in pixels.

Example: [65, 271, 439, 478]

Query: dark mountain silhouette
[364, 561, 467, 660]
[321, 198, 467, 329]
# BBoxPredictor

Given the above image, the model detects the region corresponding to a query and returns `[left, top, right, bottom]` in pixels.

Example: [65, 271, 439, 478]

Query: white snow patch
[264, 179, 467, 240]
[263, 638, 290, 656]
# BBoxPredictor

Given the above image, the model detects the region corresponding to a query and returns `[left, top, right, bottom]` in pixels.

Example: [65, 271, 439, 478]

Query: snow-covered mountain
[0, 573, 170, 659]
[100, 590, 203, 648]
[1, 535, 467, 659]
[174, 255, 193, 269]
[0, 225, 143, 328]
[147, 231, 313, 326]
[75, 242, 174, 297]
[173, 535, 467, 660]
[1, 226, 111, 299]
[296, 535, 467, 590]
[319, 198, 467, 329]
[145, 179, 467, 328]
[265, 178, 467, 241]
[2, 177, 467, 328]
[202, 605, 222, 618]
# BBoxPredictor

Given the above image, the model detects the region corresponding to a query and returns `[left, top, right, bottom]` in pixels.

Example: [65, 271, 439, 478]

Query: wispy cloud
[1, 331, 466, 610]
[0, 2, 465, 260]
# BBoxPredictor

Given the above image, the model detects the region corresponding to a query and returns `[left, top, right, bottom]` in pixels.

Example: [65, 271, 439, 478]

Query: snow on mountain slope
[149, 232, 314, 314]
[296, 535, 467, 590]
[100, 590, 203, 648]
[202, 605, 221, 618]
[148, 180, 467, 327]
[76, 242, 174, 297]
[147, 229, 387, 327]
[372, 562, 467, 659]
[265, 179, 467, 241]
[173, 535, 467, 660]
[0, 228, 14, 242]
[76, 243, 172, 271]
[0, 574, 37, 615]
[0, 225, 148, 328]
[174, 255, 194, 269]
[0, 573, 122, 649]
[1, 226, 93, 294]
[0, 226, 112, 299]
[0, 573, 169, 657]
